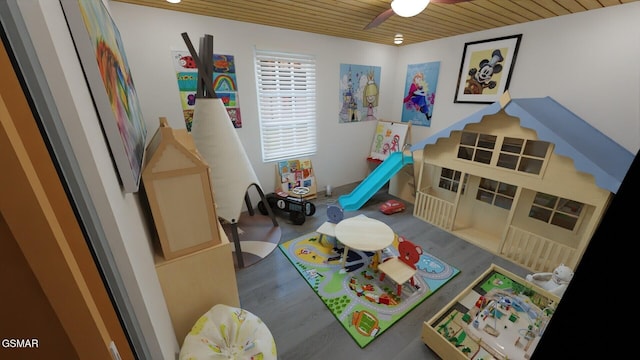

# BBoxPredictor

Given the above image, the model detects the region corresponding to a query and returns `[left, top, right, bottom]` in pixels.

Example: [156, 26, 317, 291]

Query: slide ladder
[338, 149, 413, 211]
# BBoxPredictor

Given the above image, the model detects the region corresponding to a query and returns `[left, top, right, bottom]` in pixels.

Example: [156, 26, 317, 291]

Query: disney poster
[172, 50, 242, 130]
[339, 64, 382, 123]
[454, 34, 522, 104]
[401, 61, 440, 127]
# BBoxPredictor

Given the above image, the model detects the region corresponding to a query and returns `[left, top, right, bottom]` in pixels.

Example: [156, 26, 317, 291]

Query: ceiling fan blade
[363, 8, 395, 30]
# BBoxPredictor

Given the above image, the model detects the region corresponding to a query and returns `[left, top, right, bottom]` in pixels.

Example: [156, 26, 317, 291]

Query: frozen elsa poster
[401, 61, 440, 127]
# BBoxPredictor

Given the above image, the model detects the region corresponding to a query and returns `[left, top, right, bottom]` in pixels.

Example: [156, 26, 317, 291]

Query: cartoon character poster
[172, 50, 242, 130]
[401, 61, 440, 127]
[339, 64, 381, 123]
[454, 35, 522, 104]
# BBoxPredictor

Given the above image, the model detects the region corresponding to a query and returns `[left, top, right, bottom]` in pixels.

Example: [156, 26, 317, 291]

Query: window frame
[438, 168, 467, 194]
[475, 177, 517, 210]
[529, 192, 584, 231]
[497, 137, 551, 175]
[457, 131, 496, 165]
[457, 131, 552, 177]
[254, 49, 317, 162]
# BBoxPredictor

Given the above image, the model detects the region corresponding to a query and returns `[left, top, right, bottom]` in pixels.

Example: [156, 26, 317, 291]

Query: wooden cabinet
[144, 118, 240, 343]
[421, 264, 559, 360]
[143, 117, 221, 260]
[154, 224, 240, 344]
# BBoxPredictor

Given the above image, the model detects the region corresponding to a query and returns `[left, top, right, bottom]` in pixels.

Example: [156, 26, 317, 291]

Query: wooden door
[0, 37, 134, 360]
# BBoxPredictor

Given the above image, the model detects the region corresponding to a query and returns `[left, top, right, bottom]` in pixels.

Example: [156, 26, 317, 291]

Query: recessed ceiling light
[166, 0, 182, 4]
[394, 34, 404, 45]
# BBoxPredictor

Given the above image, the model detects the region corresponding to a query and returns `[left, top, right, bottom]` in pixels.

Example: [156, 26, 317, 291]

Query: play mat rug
[279, 230, 460, 348]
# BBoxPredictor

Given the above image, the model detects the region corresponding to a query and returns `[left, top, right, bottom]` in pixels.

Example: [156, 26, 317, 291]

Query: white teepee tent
[185, 33, 278, 268]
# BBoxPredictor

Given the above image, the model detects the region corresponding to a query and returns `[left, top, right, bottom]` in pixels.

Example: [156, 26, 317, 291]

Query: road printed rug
[279, 230, 460, 348]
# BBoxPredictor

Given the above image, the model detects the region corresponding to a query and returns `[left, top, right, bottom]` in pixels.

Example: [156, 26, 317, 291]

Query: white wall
[15, 1, 640, 359]
[109, 3, 400, 198]
[110, 2, 640, 199]
[394, 4, 640, 154]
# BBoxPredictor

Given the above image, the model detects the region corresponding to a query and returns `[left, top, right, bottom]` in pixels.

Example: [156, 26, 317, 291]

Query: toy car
[257, 190, 316, 225]
[379, 199, 405, 215]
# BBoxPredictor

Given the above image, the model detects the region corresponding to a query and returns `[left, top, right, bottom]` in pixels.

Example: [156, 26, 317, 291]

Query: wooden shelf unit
[154, 223, 239, 344]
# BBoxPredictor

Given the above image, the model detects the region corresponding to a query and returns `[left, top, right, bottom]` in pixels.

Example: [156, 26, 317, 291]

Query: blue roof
[410, 96, 634, 193]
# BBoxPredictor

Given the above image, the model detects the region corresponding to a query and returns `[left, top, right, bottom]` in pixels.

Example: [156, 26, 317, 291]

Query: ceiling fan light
[394, 34, 404, 45]
[391, 0, 430, 18]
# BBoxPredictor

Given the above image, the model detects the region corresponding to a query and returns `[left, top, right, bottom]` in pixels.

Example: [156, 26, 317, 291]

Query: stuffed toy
[525, 264, 574, 297]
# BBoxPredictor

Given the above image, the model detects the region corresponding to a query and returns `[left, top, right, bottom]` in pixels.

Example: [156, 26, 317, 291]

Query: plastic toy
[525, 263, 574, 297]
[257, 189, 316, 225]
[379, 199, 406, 215]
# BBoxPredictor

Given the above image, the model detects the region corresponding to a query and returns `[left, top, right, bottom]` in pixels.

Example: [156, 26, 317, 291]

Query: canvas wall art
[339, 64, 381, 123]
[61, 0, 147, 193]
[401, 61, 440, 127]
[172, 50, 242, 130]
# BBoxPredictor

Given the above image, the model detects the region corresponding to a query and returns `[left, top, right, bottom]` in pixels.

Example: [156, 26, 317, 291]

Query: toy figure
[464, 49, 504, 95]
[363, 70, 379, 121]
[404, 71, 431, 120]
[525, 264, 574, 297]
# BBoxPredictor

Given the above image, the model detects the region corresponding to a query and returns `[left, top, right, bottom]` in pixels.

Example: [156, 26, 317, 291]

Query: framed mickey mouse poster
[454, 34, 522, 104]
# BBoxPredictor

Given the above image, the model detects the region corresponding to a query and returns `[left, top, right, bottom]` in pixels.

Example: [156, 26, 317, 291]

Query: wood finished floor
[235, 183, 531, 360]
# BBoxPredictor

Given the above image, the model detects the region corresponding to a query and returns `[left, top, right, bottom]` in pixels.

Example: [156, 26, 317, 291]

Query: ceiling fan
[364, 0, 473, 30]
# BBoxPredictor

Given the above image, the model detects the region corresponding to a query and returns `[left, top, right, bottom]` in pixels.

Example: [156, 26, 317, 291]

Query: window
[476, 178, 517, 210]
[529, 192, 584, 231]
[438, 168, 467, 194]
[497, 137, 550, 175]
[457, 131, 496, 165]
[255, 49, 317, 162]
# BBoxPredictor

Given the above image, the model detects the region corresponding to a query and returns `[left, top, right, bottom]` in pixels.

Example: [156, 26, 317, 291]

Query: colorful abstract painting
[61, 0, 147, 193]
[172, 50, 242, 130]
[401, 61, 440, 127]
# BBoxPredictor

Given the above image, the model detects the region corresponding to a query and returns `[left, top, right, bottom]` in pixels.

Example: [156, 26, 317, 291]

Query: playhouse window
[497, 137, 550, 175]
[476, 178, 517, 210]
[458, 132, 496, 165]
[439, 168, 467, 194]
[529, 192, 583, 230]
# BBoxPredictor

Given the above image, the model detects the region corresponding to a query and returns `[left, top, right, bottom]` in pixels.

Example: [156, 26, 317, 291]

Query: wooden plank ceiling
[113, 0, 636, 46]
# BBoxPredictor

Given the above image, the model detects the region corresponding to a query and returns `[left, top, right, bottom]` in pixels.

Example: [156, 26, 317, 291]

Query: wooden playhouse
[409, 93, 634, 273]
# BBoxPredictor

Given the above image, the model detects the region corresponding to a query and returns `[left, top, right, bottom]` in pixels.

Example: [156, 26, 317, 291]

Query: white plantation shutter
[254, 49, 317, 162]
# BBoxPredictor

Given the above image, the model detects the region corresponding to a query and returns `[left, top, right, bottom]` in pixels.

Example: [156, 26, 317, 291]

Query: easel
[182, 33, 278, 268]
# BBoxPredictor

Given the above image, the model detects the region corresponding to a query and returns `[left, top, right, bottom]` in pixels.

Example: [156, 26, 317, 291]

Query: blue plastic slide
[339, 151, 414, 211]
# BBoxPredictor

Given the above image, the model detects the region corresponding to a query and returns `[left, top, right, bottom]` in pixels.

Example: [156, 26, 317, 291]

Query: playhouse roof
[410, 96, 634, 193]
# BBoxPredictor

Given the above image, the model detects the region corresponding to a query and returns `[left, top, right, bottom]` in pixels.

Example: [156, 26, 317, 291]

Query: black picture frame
[454, 34, 522, 104]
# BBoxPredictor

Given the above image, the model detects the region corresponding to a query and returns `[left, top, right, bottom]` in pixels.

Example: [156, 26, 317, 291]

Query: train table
[421, 264, 560, 360]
